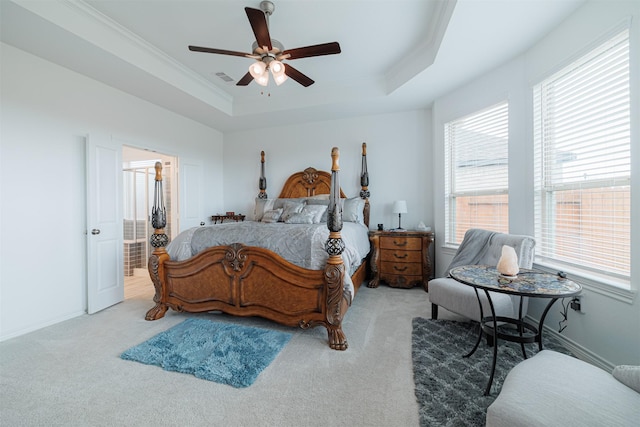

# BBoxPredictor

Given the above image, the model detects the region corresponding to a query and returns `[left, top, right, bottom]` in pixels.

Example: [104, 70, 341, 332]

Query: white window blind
[533, 28, 630, 283]
[445, 101, 509, 245]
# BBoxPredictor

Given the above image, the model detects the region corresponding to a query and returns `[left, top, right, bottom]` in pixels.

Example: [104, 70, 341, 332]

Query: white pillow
[343, 197, 365, 224]
[261, 208, 282, 223]
[254, 198, 274, 221]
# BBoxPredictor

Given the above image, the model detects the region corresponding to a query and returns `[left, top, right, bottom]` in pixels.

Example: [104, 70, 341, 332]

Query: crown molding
[385, 0, 457, 94]
[11, 0, 233, 115]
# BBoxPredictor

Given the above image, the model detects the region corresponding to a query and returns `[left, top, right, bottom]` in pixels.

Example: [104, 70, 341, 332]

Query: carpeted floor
[411, 318, 572, 427]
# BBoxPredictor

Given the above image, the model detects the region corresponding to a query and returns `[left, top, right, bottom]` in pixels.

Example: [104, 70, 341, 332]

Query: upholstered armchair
[428, 229, 536, 322]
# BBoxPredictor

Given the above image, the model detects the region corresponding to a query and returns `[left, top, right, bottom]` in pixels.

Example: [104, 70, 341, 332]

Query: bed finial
[331, 147, 340, 171]
[258, 150, 268, 199]
[360, 142, 369, 190]
[360, 143, 370, 227]
[149, 162, 169, 254]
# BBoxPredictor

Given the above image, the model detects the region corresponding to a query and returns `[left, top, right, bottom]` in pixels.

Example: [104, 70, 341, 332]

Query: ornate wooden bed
[145, 145, 370, 350]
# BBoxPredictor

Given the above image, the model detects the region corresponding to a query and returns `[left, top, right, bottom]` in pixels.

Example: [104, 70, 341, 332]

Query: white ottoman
[486, 350, 640, 426]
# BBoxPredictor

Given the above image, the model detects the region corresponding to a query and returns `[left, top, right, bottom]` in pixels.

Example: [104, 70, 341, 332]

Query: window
[533, 28, 630, 286]
[445, 101, 509, 245]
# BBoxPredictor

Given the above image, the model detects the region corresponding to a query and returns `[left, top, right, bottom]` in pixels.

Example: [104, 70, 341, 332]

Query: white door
[179, 160, 204, 230]
[86, 134, 124, 313]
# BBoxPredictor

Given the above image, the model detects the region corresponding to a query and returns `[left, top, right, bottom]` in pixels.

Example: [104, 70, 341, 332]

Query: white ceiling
[0, 0, 586, 132]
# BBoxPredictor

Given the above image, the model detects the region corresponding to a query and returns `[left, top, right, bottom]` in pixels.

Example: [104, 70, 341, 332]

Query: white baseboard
[530, 318, 615, 372]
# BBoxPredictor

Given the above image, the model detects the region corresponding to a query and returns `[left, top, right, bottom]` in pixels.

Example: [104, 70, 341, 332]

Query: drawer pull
[394, 266, 408, 272]
[394, 253, 408, 259]
[393, 240, 408, 247]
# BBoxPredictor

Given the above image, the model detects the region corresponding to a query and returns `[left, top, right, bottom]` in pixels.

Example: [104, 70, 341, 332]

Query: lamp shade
[270, 60, 288, 86]
[393, 200, 407, 214]
[249, 61, 267, 79]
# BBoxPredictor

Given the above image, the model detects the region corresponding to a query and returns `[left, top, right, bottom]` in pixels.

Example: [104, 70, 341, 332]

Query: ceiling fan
[188, 1, 341, 87]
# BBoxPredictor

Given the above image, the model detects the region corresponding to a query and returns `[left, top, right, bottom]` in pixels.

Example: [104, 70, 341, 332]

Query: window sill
[533, 261, 635, 304]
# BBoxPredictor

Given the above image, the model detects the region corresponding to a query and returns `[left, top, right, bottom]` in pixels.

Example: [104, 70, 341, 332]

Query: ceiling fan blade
[245, 7, 272, 51]
[281, 42, 341, 60]
[236, 72, 254, 86]
[188, 45, 253, 58]
[284, 64, 314, 87]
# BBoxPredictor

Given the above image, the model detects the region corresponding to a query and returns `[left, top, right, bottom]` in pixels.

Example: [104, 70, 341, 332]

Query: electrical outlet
[570, 296, 585, 314]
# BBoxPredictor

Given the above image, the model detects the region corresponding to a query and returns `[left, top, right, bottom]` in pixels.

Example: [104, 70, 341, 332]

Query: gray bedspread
[166, 221, 371, 297]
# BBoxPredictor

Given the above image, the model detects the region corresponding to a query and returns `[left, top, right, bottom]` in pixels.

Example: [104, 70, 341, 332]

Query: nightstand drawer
[381, 261, 423, 276]
[380, 250, 422, 263]
[380, 236, 421, 251]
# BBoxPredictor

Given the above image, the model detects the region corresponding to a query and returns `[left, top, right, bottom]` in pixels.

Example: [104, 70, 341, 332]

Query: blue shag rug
[121, 318, 292, 388]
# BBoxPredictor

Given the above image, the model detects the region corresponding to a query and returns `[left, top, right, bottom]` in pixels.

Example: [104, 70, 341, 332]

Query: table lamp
[392, 200, 407, 230]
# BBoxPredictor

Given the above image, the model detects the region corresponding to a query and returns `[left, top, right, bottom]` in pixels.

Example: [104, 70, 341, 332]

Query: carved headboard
[260, 143, 370, 227]
[278, 167, 347, 199]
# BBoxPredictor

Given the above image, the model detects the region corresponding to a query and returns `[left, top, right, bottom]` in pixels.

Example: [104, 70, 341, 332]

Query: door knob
[91, 229, 101, 235]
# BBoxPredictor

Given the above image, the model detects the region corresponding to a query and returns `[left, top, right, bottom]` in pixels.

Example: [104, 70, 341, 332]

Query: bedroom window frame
[444, 101, 510, 247]
[533, 26, 631, 292]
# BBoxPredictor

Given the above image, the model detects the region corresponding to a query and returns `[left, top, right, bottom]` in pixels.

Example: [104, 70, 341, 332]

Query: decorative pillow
[261, 208, 283, 223]
[343, 197, 365, 224]
[301, 205, 327, 223]
[306, 198, 330, 222]
[272, 198, 306, 210]
[254, 198, 274, 221]
[280, 201, 305, 222]
[613, 365, 640, 393]
[284, 211, 315, 224]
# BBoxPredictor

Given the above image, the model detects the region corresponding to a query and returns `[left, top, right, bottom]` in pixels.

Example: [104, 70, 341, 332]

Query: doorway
[122, 146, 177, 299]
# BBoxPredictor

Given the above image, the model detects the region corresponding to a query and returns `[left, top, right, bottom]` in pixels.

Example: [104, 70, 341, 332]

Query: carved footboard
[147, 243, 355, 350]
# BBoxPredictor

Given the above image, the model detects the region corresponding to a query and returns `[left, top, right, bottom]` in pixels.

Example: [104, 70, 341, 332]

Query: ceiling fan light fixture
[249, 61, 267, 79]
[270, 60, 287, 85]
[273, 72, 288, 86]
[270, 60, 284, 74]
[255, 72, 269, 87]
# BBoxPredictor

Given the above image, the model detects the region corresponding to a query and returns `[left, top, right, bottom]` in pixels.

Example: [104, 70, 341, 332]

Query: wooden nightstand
[368, 230, 434, 290]
[211, 214, 245, 224]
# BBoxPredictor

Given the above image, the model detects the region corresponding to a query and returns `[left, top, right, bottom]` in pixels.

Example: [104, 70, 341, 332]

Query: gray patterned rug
[411, 318, 571, 427]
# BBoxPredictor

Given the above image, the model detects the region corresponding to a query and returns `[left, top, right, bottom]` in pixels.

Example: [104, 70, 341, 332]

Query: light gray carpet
[411, 318, 572, 427]
[1, 284, 437, 427]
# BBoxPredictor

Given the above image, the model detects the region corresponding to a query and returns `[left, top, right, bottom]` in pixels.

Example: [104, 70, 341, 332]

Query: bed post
[145, 161, 170, 321]
[360, 142, 370, 227]
[258, 150, 268, 199]
[324, 147, 348, 350]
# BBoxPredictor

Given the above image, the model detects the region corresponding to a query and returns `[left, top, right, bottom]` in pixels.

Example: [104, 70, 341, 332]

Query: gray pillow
[301, 205, 327, 223]
[273, 197, 306, 210]
[306, 198, 330, 222]
[280, 201, 305, 222]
